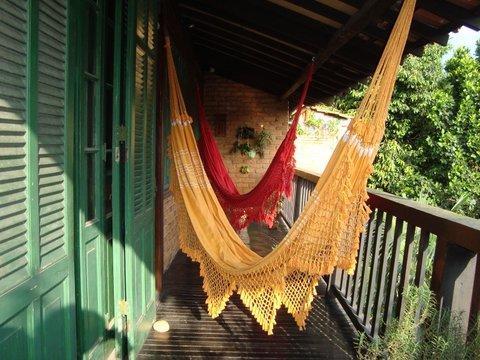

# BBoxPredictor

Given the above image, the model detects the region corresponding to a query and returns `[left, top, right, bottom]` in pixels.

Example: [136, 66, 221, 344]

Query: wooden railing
[282, 168, 480, 339]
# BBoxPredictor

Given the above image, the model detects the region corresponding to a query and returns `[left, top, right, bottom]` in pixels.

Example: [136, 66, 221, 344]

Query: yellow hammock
[167, 0, 416, 334]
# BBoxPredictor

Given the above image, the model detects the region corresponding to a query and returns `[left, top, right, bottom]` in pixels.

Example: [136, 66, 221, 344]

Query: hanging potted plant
[230, 125, 272, 159]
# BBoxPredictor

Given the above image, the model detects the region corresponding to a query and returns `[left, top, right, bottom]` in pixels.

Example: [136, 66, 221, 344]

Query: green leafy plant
[231, 141, 254, 157]
[254, 129, 272, 158]
[235, 126, 256, 140]
[297, 109, 342, 138]
[357, 285, 480, 360]
[334, 44, 480, 219]
[231, 126, 272, 159]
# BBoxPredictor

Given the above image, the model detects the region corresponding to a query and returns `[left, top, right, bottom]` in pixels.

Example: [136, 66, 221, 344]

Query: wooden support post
[439, 244, 477, 337]
[281, 0, 397, 99]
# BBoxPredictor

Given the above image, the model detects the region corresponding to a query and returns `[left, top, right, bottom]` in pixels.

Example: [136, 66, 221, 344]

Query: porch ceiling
[175, 0, 480, 104]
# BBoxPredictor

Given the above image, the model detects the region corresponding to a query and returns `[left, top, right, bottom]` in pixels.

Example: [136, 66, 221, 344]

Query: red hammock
[197, 64, 314, 230]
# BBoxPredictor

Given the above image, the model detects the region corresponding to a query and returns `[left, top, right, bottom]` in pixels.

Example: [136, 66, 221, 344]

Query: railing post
[468, 259, 480, 337]
[437, 243, 477, 337]
[293, 177, 303, 221]
[292, 169, 480, 340]
[430, 237, 447, 304]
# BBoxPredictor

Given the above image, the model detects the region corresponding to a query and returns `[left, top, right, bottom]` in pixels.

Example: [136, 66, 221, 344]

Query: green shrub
[356, 285, 480, 360]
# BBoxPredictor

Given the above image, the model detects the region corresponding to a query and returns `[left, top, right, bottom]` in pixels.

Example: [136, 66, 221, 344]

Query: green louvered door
[0, 0, 76, 359]
[74, 0, 116, 358]
[123, 0, 157, 356]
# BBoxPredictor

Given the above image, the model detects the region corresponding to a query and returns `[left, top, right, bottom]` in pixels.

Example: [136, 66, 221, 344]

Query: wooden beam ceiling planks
[266, 0, 344, 28]
[420, 0, 480, 31]
[178, 3, 317, 55]
[188, 27, 309, 68]
[315, 0, 358, 15]
[182, 15, 312, 63]
[192, 37, 302, 76]
[194, 47, 293, 95]
[175, 0, 480, 104]
[179, 0, 331, 52]
[281, 0, 398, 99]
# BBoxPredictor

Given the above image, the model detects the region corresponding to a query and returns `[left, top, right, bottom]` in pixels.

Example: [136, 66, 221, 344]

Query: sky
[445, 26, 479, 59]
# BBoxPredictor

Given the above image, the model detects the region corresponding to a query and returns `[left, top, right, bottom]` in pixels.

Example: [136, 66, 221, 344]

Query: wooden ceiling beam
[178, 4, 315, 55]
[311, 78, 344, 93]
[281, 0, 397, 100]
[265, 0, 344, 28]
[419, 0, 480, 31]
[194, 46, 335, 99]
[193, 42, 297, 80]
[315, 0, 358, 16]
[181, 14, 312, 62]
[331, 53, 373, 74]
[195, 49, 292, 95]
[288, 0, 352, 21]
[191, 35, 303, 73]
[188, 27, 308, 68]
[178, 0, 329, 53]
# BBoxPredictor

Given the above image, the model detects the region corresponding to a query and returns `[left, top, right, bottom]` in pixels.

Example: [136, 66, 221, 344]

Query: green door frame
[73, 0, 120, 358]
[72, 0, 159, 358]
[123, 0, 158, 356]
[111, 0, 128, 357]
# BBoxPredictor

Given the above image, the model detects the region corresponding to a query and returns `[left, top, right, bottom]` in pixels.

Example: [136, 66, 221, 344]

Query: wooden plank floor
[139, 222, 357, 359]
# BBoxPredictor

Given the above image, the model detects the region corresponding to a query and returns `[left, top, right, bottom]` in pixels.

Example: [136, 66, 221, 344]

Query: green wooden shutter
[0, 1, 30, 295]
[37, 0, 68, 269]
[124, 0, 157, 356]
[0, 1, 75, 358]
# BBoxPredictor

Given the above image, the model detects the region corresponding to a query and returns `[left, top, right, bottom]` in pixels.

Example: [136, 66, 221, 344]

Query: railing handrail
[294, 168, 480, 253]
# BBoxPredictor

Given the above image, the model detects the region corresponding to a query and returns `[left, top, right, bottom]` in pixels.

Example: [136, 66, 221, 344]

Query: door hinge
[118, 125, 127, 142]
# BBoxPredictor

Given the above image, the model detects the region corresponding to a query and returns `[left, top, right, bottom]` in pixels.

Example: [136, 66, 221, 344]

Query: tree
[334, 44, 480, 218]
[476, 38, 480, 61]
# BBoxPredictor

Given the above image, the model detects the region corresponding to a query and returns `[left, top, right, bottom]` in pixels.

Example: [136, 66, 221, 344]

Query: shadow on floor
[139, 221, 358, 359]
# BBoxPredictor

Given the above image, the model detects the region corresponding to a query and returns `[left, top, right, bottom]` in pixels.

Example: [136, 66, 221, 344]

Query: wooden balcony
[140, 168, 480, 358]
[139, 223, 357, 359]
[286, 169, 480, 339]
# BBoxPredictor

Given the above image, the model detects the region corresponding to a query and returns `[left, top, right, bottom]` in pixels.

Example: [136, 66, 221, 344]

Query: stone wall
[203, 74, 290, 193]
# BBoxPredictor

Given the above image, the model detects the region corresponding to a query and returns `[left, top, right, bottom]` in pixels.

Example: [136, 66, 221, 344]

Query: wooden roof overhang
[172, 0, 480, 104]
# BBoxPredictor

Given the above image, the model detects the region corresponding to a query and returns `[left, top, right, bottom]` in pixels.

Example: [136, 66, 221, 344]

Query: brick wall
[203, 74, 290, 193]
[163, 191, 179, 271]
[161, 75, 290, 273]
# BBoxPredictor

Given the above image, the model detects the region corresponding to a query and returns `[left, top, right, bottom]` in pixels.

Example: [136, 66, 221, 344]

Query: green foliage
[357, 285, 480, 360]
[254, 129, 273, 158]
[334, 44, 480, 218]
[476, 39, 480, 61]
[298, 109, 341, 138]
[235, 126, 256, 139]
[231, 126, 272, 158]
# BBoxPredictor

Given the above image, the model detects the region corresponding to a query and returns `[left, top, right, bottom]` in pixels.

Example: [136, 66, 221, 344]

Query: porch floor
[139, 222, 357, 359]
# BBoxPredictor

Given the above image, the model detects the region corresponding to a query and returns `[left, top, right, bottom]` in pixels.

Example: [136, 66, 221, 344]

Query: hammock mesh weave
[166, 0, 415, 335]
[197, 66, 313, 230]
